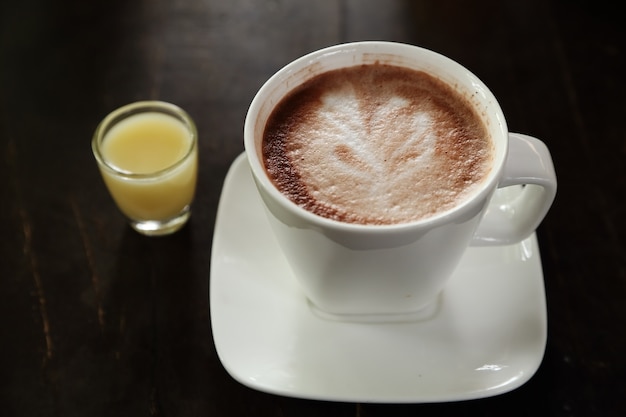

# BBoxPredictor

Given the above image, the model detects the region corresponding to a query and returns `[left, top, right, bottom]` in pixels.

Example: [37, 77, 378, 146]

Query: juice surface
[102, 112, 191, 174]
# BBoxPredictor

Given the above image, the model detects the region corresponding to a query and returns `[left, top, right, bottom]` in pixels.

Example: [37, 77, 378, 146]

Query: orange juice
[98, 112, 197, 221]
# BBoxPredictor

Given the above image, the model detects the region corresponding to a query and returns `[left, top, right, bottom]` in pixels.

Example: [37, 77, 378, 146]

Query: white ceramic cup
[244, 41, 556, 318]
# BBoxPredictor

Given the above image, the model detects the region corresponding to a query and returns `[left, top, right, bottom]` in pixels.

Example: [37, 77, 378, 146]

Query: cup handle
[471, 133, 557, 246]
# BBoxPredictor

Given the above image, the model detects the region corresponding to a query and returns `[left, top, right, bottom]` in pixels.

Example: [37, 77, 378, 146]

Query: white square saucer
[210, 153, 547, 403]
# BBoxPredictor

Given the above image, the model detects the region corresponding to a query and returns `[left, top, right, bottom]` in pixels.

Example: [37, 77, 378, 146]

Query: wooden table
[1, 0, 624, 415]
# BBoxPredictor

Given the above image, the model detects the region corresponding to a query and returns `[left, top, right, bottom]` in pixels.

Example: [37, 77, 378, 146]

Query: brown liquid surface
[262, 63, 493, 225]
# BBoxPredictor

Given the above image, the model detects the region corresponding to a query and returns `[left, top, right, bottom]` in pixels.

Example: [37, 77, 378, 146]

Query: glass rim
[92, 100, 198, 180]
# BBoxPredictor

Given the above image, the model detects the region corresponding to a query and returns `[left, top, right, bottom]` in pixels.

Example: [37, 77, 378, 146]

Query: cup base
[129, 206, 191, 236]
[307, 293, 442, 324]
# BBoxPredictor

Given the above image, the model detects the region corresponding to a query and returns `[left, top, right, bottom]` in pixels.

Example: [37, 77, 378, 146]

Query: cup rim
[92, 100, 198, 180]
[244, 41, 508, 232]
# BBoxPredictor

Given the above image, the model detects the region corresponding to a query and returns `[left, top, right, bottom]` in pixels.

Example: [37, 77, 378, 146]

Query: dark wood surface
[1, 0, 625, 415]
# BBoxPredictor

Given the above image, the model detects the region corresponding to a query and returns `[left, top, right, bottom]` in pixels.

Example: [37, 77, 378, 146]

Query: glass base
[129, 206, 191, 236]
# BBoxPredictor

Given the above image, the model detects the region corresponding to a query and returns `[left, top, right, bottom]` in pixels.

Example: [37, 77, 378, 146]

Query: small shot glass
[92, 101, 198, 236]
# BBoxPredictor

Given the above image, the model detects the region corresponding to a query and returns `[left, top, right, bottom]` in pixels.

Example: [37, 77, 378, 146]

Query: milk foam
[263, 64, 492, 225]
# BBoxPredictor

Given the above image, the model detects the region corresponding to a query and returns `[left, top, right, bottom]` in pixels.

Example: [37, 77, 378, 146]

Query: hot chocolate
[262, 63, 493, 225]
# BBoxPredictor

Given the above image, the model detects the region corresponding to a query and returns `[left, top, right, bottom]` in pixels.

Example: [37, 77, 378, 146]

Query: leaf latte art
[262, 63, 493, 225]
